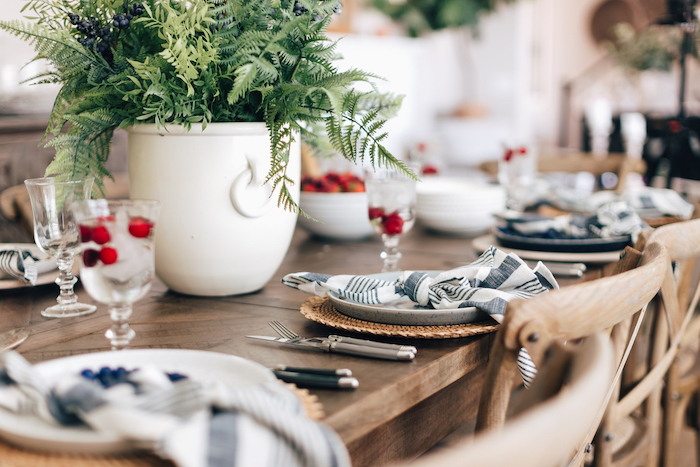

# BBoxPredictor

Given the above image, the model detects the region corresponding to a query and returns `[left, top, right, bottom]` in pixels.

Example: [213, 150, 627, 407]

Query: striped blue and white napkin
[502, 201, 646, 243]
[0, 247, 39, 285]
[283, 246, 559, 321]
[0, 351, 350, 467]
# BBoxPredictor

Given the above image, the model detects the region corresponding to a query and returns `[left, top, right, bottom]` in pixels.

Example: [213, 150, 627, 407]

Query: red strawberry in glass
[364, 166, 417, 272]
[382, 212, 404, 235]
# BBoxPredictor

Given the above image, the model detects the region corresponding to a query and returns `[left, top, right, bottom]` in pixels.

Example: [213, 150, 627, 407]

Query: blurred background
[1, 0, 699, 205]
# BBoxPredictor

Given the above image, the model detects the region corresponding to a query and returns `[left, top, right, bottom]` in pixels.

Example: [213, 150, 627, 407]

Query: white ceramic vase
[127, 123, 300, 296]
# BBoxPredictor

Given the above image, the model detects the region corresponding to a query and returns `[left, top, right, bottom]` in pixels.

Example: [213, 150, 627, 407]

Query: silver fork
[268, 321, 300, 340]
[267, 321, 417, 355]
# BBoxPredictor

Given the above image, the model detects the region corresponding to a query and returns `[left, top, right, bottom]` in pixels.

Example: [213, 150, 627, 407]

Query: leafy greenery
[1, 0, 412, 211]
[371, 0, 518, 37]
[605, 22, 680, 72]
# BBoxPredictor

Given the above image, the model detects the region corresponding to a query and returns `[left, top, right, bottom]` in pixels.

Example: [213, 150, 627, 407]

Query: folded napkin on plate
[0, 248, 39, 285]
[502, 201, 646, 243]
[587, 187, 695, 219]
[0, 351, 350, 467]
[283, 246, 559, 321]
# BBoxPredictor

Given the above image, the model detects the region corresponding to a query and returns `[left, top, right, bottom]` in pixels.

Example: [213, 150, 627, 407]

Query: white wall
[0, 0, 59, 114]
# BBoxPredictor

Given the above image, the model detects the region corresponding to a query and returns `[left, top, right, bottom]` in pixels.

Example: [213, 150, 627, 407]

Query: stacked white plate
[416, 177, 506, 236]
[298, 192, 375, 240]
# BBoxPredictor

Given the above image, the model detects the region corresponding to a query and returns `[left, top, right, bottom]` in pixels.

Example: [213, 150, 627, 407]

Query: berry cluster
[67, 2, 144, 58]
[113, 2, 144, 30]
[80, 367, 188, 389]
[80, 216, 154, 268]
[301, 172, 365, 192]
[368, 207, 404, 235]
[292, 1, 342, 19]
[68, 14, 113, 54]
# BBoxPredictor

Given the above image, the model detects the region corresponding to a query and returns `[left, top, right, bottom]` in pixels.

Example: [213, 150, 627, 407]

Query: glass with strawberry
[365, 167, 417, 272]
[70, 199, 160, 350]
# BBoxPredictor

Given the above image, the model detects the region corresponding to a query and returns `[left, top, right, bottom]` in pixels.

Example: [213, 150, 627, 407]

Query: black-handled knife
[274, 364, 352, 376]
[272, 369, 359, 389]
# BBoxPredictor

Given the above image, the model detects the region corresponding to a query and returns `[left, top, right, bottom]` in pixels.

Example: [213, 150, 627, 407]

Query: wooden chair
[475, 240, 670, 466]
[645, 218, 700, 466]
[400, 332, 614, 467]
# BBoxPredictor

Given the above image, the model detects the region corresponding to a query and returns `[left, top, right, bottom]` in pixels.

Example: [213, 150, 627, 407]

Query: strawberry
[323, 181, 343, 193]
[79, 225, 92, 243]
[99, 247, 118, 265]
[92, 225, 111, 245]
[82, 249, 100, 267]
[325, 172, 342, 183]
[343, 180, 365, 192]
[382, 212, 404, 235]
[128, 217, 152, 238]
[504, 149, 514, 162]
[421, 164, 438, 175]
[368, 206, 385, 220]
[302, 183, 319, 192]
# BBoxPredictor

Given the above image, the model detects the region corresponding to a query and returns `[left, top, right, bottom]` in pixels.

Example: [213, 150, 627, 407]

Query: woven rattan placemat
[0, 383, 322, 466]
[300, 296, 499, 339]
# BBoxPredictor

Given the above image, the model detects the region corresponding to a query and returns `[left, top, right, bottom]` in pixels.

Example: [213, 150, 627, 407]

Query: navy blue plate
[494, 227, 631, 253]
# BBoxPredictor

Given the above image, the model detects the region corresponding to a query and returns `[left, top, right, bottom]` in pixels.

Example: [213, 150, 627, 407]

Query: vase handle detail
[230, 154, 274, 218]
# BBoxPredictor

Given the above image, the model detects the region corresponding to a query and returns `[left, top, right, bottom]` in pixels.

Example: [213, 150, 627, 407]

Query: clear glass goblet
[70, 199, 160, 350]
[365, 168, 417, 272]
[24, 177, 97, 318]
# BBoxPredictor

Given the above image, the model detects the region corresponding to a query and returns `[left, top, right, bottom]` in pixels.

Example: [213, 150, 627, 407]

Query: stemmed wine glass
[70, 199, 160, 350]
[24, 177, 97, 318]
[365, 167, 417, 272]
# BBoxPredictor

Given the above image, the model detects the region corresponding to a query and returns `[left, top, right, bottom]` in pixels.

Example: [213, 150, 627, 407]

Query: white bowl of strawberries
[298, 172, 374, 241]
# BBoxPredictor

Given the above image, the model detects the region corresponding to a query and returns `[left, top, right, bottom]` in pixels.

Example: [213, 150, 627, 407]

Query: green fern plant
[1, 0, 413, 210]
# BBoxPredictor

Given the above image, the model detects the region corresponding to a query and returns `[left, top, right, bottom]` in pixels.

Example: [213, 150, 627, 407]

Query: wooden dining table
[0, 224, 591, 466]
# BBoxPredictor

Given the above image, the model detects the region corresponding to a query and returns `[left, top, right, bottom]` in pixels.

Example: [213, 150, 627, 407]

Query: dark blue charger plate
[494, 227, 631, 253]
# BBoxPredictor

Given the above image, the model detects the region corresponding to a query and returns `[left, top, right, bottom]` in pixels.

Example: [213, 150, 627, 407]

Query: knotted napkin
[0, 247, 39, 285]
[283, 246, 559, 321]
[0, 351, 350, 467]
[502, 201, 646, 243]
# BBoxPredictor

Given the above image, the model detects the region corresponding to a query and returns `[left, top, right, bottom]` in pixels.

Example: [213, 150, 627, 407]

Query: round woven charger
[0, 383, 322, 467]
[300, 296, 499, 339]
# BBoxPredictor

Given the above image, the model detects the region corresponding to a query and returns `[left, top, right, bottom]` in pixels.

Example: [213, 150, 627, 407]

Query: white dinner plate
[327, 271, 489, 326]
[0, 349, 275, 454]
[472, 234, 623, 264]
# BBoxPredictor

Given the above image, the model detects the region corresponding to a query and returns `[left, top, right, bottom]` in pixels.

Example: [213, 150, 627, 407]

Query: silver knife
[0, 328, 30, 352]
[327, 335, 417, 354]
[246, 335, 415, 361]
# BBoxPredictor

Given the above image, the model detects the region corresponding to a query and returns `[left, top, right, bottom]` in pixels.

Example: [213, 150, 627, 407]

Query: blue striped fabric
[0, 248, 39, 285]
[0, 351, 350, 467]
[282, 246, 559, 321]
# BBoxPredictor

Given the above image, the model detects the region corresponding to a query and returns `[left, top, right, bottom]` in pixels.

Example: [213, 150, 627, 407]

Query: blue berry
[167, 372, 188, 382]
[80, 369, 96, 379]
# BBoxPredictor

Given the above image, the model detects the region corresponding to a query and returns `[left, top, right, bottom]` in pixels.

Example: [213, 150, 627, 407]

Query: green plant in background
[0, 0, 411, 211]
[605, 22, 680, 72]
[371, 0, 518, 37]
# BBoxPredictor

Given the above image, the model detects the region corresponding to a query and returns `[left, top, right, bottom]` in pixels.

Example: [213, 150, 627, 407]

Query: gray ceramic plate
[327, 271, 488, 326]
